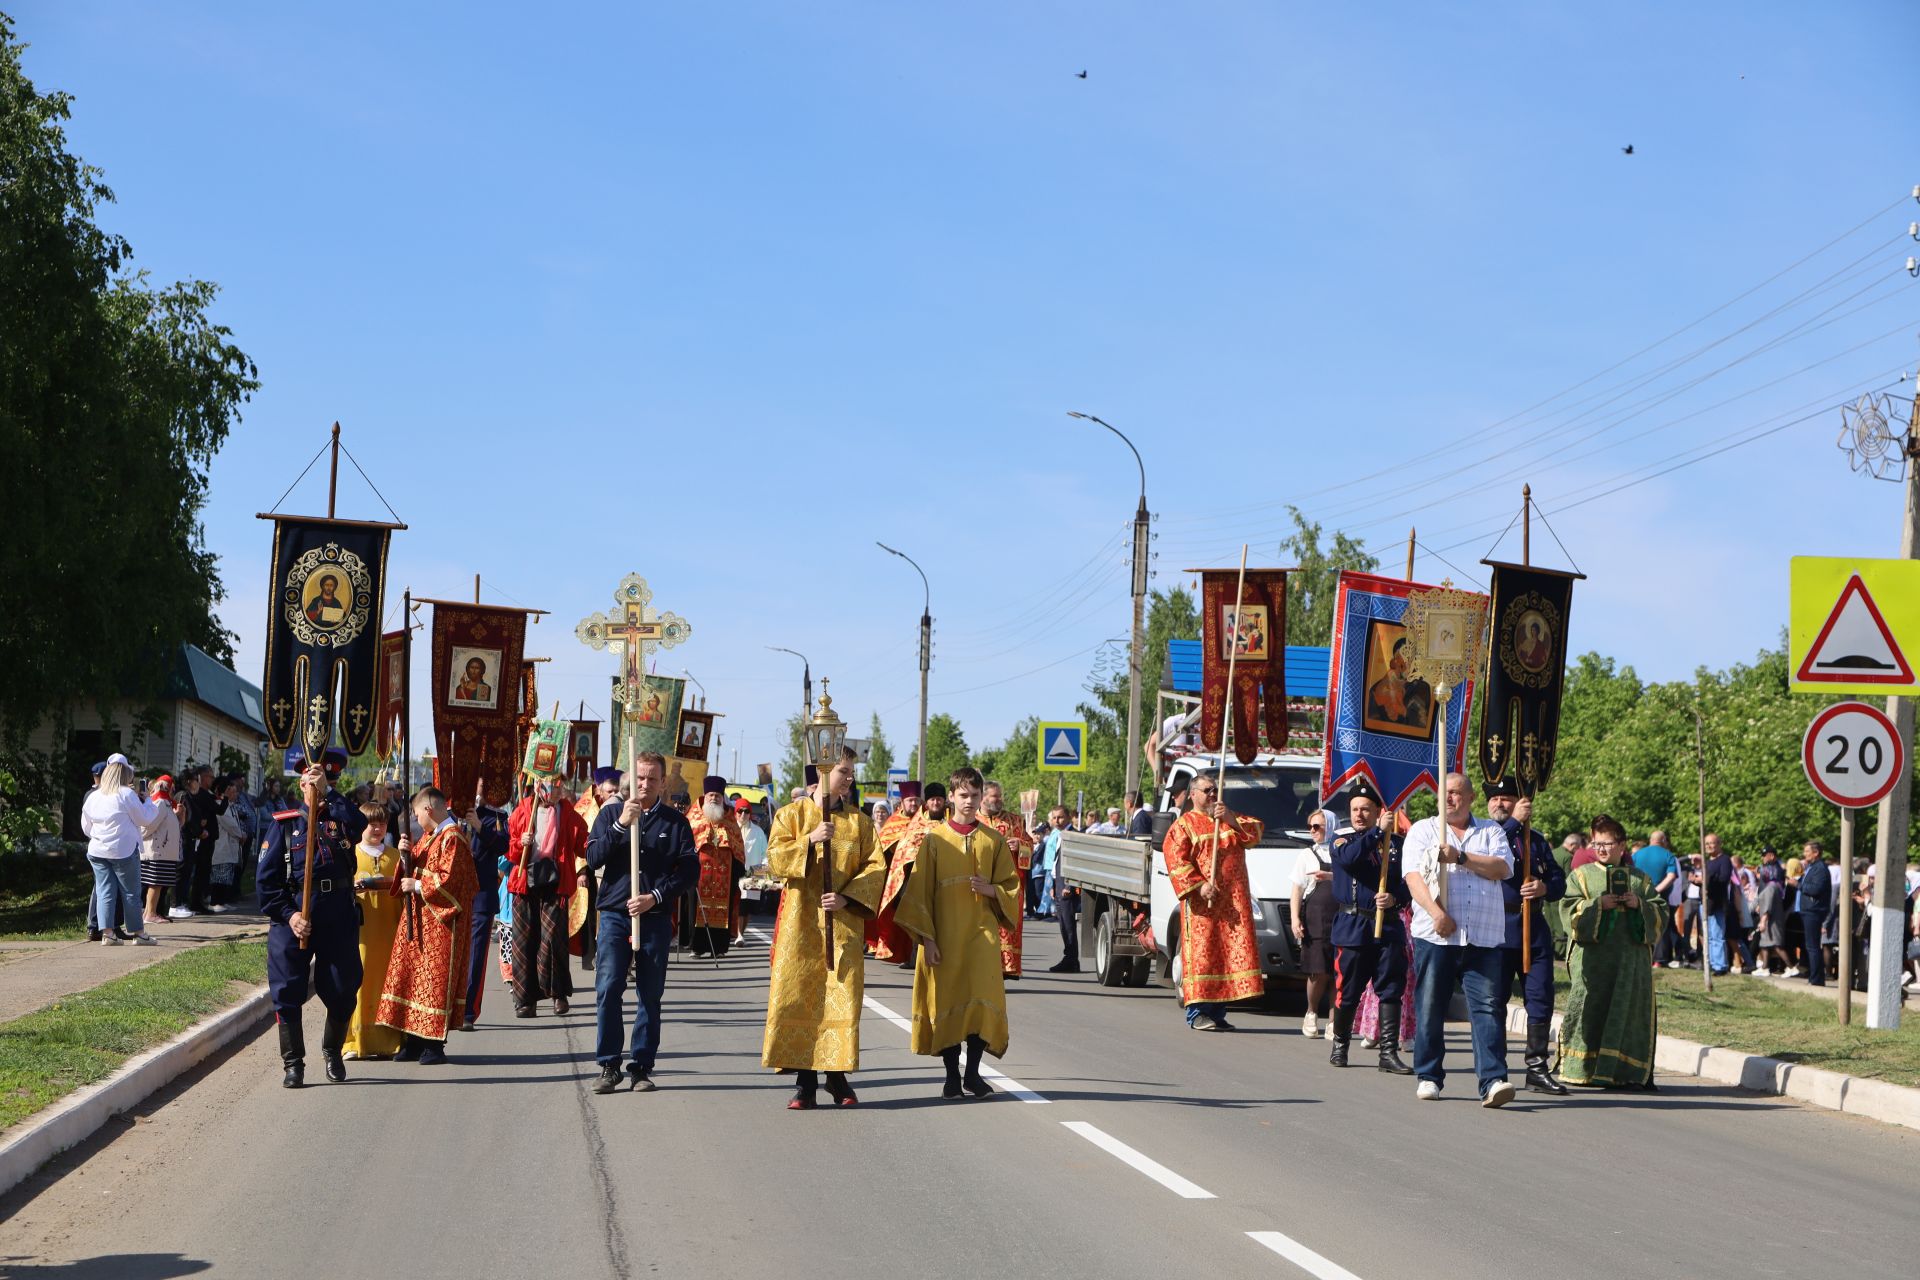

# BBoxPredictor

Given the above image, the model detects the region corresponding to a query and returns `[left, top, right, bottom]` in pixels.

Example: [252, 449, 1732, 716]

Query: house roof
[169, 645, 268, 736]
[1165, 639, 1331, 699]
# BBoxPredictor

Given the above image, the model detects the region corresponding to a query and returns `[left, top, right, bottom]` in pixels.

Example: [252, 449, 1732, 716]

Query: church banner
[261, 517, 393, 756]
[568, 719, 600, 782]
[611, 674, 684, 761]
[521, 716, 570, 783]
[430, 602, 529, 809]
[1195, 568, 1288, 764]
[374, 629, 405, 759]
[1320, 570, 1484, 809]
[1477, 562, 1579, 793]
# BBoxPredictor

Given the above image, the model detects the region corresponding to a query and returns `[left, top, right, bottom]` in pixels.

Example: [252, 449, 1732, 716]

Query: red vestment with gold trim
[375, 823, 479, 1042]
[1163, 808, 1265, 1006]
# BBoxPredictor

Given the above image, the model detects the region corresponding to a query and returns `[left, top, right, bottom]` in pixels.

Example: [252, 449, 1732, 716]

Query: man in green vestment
[1561, 813, 1670, 1090]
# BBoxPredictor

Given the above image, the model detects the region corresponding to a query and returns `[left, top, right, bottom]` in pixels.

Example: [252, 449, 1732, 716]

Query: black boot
[1328, 1007, 1353, 1068]
[278, 1019, 305, 1089]
[321, 1015, 348, 1083]
[1376, 1002, 1414, 1075]
[789, 1069, 818, 1110]
[962, 1034, 992, 1097]
[940, 1046, 963, 1099]
[1526, 1020, 1569, 1095]
[824, 1071, 858, 1107]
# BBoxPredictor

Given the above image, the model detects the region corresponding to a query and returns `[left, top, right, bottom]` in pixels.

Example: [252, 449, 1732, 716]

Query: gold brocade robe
[1163, 808, 1266, 1007]
[346, 843, 405, 1058]
[895, 821, 1020, 1058]
[762, 797, 886, 1071]
[980, 810, 1033, 977]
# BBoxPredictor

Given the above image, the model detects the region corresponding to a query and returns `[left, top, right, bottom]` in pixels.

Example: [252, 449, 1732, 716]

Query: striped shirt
[1405, 815, 1513, 947]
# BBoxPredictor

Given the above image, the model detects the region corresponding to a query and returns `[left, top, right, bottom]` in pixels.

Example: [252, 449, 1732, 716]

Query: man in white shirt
[1087, 807, 1126, 836]
[1404, 772, 1515, 1107]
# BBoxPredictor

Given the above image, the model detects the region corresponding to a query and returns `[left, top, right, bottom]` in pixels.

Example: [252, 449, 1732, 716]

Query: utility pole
[1867, 384, 1919, 1029]
[877, 543, 931, 784]
[1069, 413, 1150, 799]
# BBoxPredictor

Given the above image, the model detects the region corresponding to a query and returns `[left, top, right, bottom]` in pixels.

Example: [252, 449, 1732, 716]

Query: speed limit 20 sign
[1802, 701, 1907, 809]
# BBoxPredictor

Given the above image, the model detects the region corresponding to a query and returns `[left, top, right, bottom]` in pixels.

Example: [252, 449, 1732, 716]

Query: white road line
[1061, 1121, 1215, 1199]
[1247, 1231, 1365, 1280]
[857, 995, 1049, 1103]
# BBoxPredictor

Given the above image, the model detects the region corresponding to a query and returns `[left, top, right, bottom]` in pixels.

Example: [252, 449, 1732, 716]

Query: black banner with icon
[1476, 562, 1578, 793]
[261, 517, 393, 757]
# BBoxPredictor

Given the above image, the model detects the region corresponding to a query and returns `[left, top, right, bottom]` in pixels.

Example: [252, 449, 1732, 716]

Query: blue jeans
[1706, 909, 1729, 973]
[1411, 940, 1508, 1094]
[595, 909, 671, 1072]
[89, 855, 140, 935]
[1184, 1001, 1225, 1026]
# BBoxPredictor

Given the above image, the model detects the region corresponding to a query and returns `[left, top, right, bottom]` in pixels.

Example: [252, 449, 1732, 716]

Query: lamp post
[1068, 412, 1150, 800]
[876, 541, 931, 784]
[767, 646, 811, 782]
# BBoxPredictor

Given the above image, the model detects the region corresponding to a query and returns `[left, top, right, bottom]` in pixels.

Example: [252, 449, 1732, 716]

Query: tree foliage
[906, 712, 970, 787]
[1280, 506, 1380, 646]
[865, 712, 893, 781]
[0, 18, 256, 771]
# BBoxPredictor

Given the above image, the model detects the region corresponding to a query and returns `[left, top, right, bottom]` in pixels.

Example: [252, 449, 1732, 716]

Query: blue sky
[17, 2, 1919, 774]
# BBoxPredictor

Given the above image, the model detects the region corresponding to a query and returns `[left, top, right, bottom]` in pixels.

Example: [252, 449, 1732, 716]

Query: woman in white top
[139, 774, 183, 926]
[210, 775, 247, 912]
[81, 761, 161, 945]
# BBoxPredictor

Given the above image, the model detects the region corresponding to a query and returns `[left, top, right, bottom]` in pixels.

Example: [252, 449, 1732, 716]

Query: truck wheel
[1167, 925, 1185, 1001]
[1094, 911, 1128, 987]
[1126, 954, 1154, 987]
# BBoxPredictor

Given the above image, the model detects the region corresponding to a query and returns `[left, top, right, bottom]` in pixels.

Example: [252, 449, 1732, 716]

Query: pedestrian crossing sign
[1790, 557, 1920, 694]
[1037, 721, 1087, 772]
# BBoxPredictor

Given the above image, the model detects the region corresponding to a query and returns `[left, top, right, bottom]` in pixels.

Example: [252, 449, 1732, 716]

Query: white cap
[107, 752, 131, 767]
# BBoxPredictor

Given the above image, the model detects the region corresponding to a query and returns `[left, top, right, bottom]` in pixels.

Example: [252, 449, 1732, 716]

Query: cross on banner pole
[576, 573, 693, 947]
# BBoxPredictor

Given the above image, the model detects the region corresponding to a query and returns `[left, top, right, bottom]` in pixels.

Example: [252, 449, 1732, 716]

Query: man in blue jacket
[585, 750, 697, 1094]
[1328, 782, 1413, 1074]
[1489, 780, 1567, 1095]
[1796, 840, 1833, 988]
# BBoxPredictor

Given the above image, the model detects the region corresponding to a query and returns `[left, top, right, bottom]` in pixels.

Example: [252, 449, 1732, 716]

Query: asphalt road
[4, 918, 1915, 1280]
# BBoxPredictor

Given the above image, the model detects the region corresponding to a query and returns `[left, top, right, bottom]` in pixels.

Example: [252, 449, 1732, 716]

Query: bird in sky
[1077, 70, 1088, 79]
[1621, 144, 1635, 155]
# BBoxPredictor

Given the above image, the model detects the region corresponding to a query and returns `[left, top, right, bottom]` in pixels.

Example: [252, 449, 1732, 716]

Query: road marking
[1247, 1231, 1364, 1280]
[858, 995, 1049, 1103]
[1061, 1120, 1215, 1199]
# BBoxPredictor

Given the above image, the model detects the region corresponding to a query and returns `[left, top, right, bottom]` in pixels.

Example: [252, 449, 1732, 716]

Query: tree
[775, 712, 808, 795]
[865, 712, 893, 782]
[1076, 586, 1198, 811]
[0, 18, 257, 798]
[1280, 506, 1379, 646]
[906, 713, 970, 787]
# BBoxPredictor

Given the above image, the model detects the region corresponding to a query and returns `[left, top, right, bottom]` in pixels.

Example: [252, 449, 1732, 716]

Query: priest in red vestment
[1163, 772, 1265, 1032]
[683, 775, 744, 957]
[875, 783, 944, 966]
[377, 786, 479, 1063]
[865, 781, 920, 963]
[980, 780, 1034, 979]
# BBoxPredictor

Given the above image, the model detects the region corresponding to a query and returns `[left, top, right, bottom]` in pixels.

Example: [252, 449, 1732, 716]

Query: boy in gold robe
[762, 748, 886, 1108]
[345, 803, 405, 1059]
[895, 766, 1021, 1099]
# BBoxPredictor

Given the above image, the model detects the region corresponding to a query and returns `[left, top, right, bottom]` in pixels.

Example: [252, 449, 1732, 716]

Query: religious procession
[7, 8, 1920, 1279]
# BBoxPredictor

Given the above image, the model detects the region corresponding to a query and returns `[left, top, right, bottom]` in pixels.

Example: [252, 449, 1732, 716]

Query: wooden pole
[1380, 531, 1417, 934]
[1208, 545, 1250, 886]
[1404, 527, 1416, 581]
[630, 744, 642, 948]
[474, 573, 481, 604]
[1519, 485, 1536, 974]
[326, 422, 340, 519]
[1838, 806, 1855, 1025]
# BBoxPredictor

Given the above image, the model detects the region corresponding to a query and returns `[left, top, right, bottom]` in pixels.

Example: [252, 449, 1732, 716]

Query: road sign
[1801, 701, 1906, 809]
[1790, 557, 1920, 693]
[1036, 721, 1087, 772]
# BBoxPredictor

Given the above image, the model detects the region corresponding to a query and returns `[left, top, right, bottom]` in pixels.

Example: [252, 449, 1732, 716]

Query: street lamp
[876, 541, 931, 784]
[679, 669, 705, 710]
[1068, 411, 1151, 800]
[806, 679, 849, 770]
[766, 646, 812, 775]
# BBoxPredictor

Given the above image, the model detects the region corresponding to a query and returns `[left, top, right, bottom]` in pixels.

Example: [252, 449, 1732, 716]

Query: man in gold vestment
[895, 767, 1020, 1099]
[762, 748, 886, 1108]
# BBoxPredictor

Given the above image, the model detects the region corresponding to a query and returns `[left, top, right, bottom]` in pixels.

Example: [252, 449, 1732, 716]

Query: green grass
[1513, 962, 1920, 1089]
[0, 857, 94, 940]
[0, 939, 267, 1131]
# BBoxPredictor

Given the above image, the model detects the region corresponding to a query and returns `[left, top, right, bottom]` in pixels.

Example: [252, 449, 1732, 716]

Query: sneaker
[1416, 1080, 1441, 1101]
[628, 1068, 657, 1092]
[168, 907, 195, 920]
[1482, 1080, 1516, 1109]
[1783, 967, 1802, 977]
[1188, 1014, 1223, 1032]
[592, 1064, 622, 1095]
[101, 934, 124, 947]
[132, 933, 158, 946]
[208, 904, 232, 914]
[1665, 961, 1682, 970]
[1301, 1012, 1319, 1038]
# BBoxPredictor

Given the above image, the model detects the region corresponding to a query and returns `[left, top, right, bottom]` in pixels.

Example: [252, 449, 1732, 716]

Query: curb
[0, 984, 272, 1199]
[1500, 1002, 1920, 1133]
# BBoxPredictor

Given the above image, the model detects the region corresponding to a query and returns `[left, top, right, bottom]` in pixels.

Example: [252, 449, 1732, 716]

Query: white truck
[1056, 752, 1326, 992]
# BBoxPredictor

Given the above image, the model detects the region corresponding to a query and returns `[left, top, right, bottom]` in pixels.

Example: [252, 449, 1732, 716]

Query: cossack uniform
[1498, 804, 1568, 1095]
[1327, 821, 1414, 1074]
[258, 755, 367, 1089]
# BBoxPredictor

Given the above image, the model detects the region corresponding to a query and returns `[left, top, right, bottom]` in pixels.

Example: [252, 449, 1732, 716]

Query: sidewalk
[0, 910, 268, 1024]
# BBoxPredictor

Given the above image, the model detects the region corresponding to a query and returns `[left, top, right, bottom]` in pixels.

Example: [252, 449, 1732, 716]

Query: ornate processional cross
[575, 573, 692, 752]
